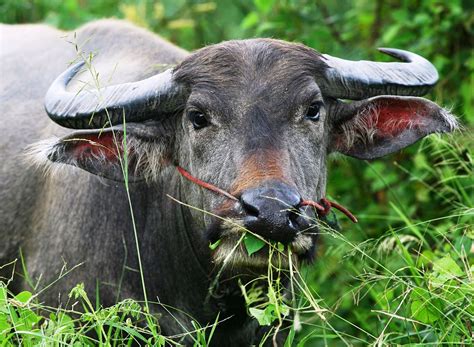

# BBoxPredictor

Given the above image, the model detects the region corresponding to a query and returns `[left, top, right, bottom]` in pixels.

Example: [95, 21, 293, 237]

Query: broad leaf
[410, 288, 442, 324]
[433, 256, 464, 277]
[249, 307, 273, 326]
[244, 234, 266, 256]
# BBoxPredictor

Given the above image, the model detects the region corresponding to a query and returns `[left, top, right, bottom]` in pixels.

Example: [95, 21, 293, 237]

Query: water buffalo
[0, 19, 456, 345]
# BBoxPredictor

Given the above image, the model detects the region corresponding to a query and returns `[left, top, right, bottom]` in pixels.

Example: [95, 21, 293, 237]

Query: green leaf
[0, 285, 7, 313]
[454, 237, 472, 254]
[208, 239, 221, 250]
[284, 324, 295, 347]
[381, 24, 400, 44]
[432, 256, 464, 277]
[249, 307, 274, 326]
[56, 312, 75, 332]
[18, 307, 41, 328]
[241, 12, 259, 29]
[0, 314, 11, 335]
[278, 303, 290, 317]
[15, 291, 32, 304]
[254, 0, 274, 13]
[276, 242, 285, 252]
[429, 255, 464, 288]
[410, 288, 442, 324]
[244, 234, 266, 256]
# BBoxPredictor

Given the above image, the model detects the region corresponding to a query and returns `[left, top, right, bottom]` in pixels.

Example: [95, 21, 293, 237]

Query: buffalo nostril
[241, 197, 259, 217]
[288, 209, 300, 229]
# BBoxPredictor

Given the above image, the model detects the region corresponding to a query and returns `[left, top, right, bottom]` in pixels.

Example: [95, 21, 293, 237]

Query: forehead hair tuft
[173, 39, 328, 91]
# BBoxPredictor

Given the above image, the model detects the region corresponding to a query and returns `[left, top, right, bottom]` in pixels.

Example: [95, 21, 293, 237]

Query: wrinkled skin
[0, 20, 456, 345]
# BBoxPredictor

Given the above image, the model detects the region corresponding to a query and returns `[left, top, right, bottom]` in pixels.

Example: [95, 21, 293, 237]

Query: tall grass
[296, 134, 473, 346]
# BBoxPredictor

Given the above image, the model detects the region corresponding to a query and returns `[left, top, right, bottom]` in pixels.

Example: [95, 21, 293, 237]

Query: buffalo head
[40, 39, 456, 271]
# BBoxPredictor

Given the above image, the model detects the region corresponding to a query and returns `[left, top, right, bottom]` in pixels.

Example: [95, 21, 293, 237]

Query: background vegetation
[1, 0, 473, 345]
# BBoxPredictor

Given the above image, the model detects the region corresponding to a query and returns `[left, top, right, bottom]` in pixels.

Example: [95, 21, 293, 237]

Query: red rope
[176, 166, 357, 223]
[301, 197, 358, 223]
[177, 166, 238, 201]
[300, 199, 325, 212]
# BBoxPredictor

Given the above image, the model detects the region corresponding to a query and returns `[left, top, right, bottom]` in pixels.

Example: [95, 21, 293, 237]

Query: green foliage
[0, 282, 171, 346]
[243, 233, 266, 256]
[1, 0, 472, 345]
[238, 245, 294, 345]
[0, 0, 120, 29]
[300, 135, 473, 345]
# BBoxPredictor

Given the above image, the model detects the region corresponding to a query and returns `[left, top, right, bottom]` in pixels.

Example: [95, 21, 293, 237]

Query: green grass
[295, 135, 473, 346]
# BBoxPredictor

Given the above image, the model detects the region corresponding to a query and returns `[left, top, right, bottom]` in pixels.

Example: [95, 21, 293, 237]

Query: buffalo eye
[188, 110, 209, 129]
[305, 102, 322, 122]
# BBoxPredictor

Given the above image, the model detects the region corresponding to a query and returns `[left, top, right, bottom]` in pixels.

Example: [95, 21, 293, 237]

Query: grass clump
[294, 134, 473, 346]
[0, 281, 166, 346]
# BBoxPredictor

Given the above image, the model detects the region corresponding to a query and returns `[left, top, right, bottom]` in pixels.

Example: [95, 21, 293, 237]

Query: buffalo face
[38, 39, 457, 272]
[172, 41, 334, 269]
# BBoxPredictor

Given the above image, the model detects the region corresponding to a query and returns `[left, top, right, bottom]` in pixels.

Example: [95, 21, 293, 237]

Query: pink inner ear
[368, 98, 427, 137]
[71, 132, 123, 161]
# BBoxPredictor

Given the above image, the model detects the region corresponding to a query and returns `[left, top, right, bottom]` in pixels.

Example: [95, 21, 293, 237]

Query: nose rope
[176, 166, 357, 223]
[301, 199, 358, 223]
[177, 166, 239, 201]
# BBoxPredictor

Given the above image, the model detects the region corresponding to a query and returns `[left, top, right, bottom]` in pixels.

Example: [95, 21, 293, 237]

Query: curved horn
[319, 48, 439, 100]
[44, 61, 183, 129]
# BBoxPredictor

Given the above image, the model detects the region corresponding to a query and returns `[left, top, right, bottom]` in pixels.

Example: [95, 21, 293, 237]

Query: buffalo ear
[330, 96, 457, 159]
[34, 122, 170, 182]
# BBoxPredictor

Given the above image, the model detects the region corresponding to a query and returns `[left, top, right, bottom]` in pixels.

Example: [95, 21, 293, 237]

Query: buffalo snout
[239, 181, 313, 244]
